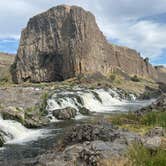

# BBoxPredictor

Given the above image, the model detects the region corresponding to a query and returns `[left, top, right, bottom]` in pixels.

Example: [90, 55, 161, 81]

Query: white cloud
[0, 0, 166, 62]
[100, 19, 166, 60]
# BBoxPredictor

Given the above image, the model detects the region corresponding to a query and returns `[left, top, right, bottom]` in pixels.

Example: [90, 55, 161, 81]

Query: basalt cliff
[12, 5, 165, 83]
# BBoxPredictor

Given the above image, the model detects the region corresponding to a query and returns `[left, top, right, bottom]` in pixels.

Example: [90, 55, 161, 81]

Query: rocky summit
[12, 5, 164, 83]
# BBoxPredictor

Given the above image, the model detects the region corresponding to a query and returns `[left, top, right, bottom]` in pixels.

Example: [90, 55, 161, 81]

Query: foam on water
[46, 88, 153, 120]
[0, 116, 47, 144]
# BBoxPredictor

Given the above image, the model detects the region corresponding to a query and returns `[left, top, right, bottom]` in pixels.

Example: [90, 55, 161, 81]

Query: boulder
[0, 106, 49, 128]
[1, 106, 24, 124]
[153, 93, 166, 110]
[63, 124, 116, 145]
[142, 136, 161, 150]
[53, 107, 77, 120]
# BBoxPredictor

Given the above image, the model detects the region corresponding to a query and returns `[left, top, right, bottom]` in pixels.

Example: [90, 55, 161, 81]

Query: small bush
[131, 75, 140, 82]
[110, 74, 116, 82]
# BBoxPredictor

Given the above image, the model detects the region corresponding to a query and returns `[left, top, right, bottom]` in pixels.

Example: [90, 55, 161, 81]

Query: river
[0, 87, 154, 165]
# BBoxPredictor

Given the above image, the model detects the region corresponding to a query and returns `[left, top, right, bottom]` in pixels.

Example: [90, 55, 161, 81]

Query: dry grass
[0, 53, 15, 67]
[0, 53, 15, 85]
[100, 157, 132, 166]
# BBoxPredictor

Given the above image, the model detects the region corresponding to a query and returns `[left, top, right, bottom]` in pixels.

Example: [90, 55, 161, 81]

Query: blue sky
[0, 0, 166, 66]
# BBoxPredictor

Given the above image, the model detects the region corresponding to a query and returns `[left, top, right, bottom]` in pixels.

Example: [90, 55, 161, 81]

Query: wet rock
[153, 93, 166, 110]
[136, 93, 166, 116]
[24, 110, 49, 128]
[53, 107, 77, 120]
[0, 106, 48, 128]
[0, 134, 4, 147]
[1, 106, 24, 124]
[79, 107, 91, 115]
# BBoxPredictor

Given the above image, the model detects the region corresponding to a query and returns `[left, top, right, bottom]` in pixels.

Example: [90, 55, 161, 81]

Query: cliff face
[12, 5, 162, 83]
[155, 66, 166, 83]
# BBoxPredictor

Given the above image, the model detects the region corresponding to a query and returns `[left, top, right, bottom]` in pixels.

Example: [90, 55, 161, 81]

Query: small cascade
[46, 87, 149, 121]
[0, 115, 46, 144]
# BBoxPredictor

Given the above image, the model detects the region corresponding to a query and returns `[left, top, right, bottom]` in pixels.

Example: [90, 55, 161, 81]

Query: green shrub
[110, 74, 116, 82]
[131, 75, 140, 82]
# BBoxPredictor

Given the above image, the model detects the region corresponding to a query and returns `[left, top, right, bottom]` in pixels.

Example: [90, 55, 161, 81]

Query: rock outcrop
[36, 123, 141, 166]
[12, 5, 165, 83]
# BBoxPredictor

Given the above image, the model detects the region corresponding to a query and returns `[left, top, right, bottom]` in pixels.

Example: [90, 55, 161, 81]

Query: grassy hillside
[0, 53, 15, 85]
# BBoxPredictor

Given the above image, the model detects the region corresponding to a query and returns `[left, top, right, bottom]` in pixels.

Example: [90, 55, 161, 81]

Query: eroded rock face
[12, 5, 161, 83]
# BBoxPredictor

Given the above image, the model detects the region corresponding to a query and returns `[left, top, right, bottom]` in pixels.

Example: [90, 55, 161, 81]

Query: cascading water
[46, 87, 154, 121]
[0, 87, 155, 164]
[0, 115, 47, 144]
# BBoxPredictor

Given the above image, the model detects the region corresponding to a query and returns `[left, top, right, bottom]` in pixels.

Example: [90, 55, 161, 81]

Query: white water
[0, 116, 47, 144]
[47, 88, 154, 120]
[0, 87, 153, 145]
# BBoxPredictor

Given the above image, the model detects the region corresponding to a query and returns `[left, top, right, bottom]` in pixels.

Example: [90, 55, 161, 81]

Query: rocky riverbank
[0, 81, 165, 165]
[20, 120, 164, 166]
[27, 92, 166, 166]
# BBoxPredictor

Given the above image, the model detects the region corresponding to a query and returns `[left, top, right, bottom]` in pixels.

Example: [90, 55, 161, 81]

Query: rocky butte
[12, 5, 165, 83]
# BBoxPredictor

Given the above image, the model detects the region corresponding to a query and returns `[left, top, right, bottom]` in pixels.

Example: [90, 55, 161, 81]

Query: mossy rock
[1, 107, 24, 124]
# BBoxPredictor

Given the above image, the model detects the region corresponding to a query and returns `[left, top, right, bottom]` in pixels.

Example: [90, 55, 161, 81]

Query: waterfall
[46, 87, 152, 121]
[0, 116, 46, 144]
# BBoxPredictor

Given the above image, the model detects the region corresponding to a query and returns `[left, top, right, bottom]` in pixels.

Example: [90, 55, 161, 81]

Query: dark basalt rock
[79, 107, 91, 115]
[35, 123, 141, 166]
[136, 93, 166, 116]
[63, 124, 116, 145]
[0, 134, 4, 147]
[1, 106, 49, 129]
[12, 5, 163, 83]
[53, 107, 77, 120]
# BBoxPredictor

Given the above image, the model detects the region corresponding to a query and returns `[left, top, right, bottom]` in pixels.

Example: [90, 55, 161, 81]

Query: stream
[0, 87, 154, 164]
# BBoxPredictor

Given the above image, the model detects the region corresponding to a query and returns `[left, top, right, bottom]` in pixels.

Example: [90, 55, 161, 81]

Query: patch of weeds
[128, 143, 166, 166]
[141, 111, 166, 128]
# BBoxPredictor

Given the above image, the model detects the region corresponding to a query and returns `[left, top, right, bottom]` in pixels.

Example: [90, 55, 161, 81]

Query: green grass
[128, 143, 166, 166]
[109, 111, 166, 130]
[141, 111, 166, 128]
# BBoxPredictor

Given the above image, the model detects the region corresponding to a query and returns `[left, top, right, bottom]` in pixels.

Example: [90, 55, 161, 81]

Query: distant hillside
[0, 53, 15, 84]
[0, 52, 15, 67]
